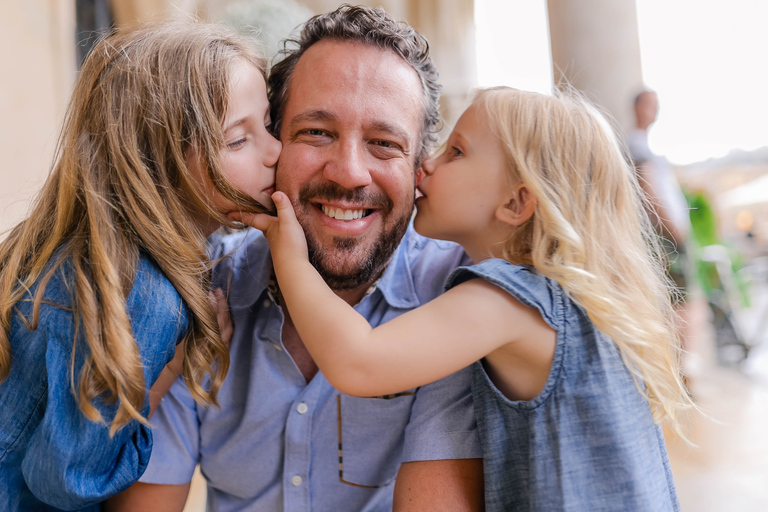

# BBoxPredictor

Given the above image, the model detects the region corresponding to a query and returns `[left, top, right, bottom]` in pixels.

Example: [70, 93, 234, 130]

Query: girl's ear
[496, 184, 536, 227]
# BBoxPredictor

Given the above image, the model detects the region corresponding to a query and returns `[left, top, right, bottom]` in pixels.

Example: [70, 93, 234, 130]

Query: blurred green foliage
[686, 190, 751, 307]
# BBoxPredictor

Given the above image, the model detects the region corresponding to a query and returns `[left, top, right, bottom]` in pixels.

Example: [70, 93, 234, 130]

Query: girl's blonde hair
[0, 21, 268, 434]
[474, 86, 691, 432]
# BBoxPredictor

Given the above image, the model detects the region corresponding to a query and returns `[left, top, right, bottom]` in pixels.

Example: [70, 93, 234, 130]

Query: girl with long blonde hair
[242, 87, 690, 511]
[0, 20, 280, 510]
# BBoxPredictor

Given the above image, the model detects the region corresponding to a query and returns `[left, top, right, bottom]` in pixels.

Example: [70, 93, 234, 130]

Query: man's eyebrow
[288, 109, 339, 127]
[369, 120, 411, 145]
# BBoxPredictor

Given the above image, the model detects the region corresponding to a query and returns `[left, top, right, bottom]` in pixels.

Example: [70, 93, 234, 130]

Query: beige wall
[0, 0, 76, 237]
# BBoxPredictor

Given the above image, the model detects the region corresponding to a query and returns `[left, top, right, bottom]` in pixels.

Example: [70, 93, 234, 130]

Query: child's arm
[238, 193, 552, 398]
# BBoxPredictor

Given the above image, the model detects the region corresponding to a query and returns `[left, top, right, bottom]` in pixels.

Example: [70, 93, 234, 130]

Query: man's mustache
[297, 182, 393, 211]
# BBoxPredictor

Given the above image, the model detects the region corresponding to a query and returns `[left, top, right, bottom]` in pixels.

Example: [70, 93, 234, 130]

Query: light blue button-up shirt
[141, 225, 482, 512]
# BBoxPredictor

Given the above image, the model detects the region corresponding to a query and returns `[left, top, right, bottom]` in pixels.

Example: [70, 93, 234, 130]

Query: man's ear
[496, 184, 536, 226]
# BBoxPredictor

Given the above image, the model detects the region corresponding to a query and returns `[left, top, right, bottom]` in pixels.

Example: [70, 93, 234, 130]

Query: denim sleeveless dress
[446, 260, 680, 512]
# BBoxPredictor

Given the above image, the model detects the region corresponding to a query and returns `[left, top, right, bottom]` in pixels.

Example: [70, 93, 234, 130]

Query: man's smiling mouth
[320, 205, 372, 221]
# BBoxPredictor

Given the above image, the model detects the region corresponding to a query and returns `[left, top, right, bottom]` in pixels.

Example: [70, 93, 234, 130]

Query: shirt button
[296, 402, 308, 415]
[291, 475, 303, 487]
[272, 343, 282, 351]
[262, 299, 271, 308]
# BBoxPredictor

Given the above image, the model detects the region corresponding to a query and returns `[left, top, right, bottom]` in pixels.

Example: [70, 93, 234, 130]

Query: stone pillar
[547, 0, 644, 134]
[406, 0, 477, 132]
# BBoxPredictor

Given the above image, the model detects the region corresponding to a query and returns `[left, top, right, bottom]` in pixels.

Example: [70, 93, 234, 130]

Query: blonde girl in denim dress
[0, 21, 280, 511]
[242, 87, 692, 511]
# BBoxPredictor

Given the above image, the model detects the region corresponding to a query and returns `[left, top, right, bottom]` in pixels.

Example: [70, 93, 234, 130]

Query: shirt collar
[216, 224, 424, 311]
[212, 229, 273, 311]
[366, 224, 421, 309]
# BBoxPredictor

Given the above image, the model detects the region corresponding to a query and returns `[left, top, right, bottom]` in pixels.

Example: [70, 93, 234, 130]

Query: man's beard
[298, 182, 412, 291]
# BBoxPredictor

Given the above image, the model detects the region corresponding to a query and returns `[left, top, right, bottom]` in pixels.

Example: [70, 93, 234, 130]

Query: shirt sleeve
[400, 365, 482, 463]
[138, 376, 201, 485]
[21, 308, 180, 508]
[20, 260, 188, 508]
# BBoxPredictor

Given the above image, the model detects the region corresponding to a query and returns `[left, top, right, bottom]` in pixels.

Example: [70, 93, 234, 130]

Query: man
[627, 90, 691, 248]
[627, 89, 694, 356]
[108, 6, 484, 511]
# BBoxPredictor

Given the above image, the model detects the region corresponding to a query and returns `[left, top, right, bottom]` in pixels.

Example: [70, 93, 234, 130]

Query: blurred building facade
[0, 0, 645, 237]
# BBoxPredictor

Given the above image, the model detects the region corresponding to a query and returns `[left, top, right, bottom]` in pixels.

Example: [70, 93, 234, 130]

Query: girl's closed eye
[227, 137, 248, 150]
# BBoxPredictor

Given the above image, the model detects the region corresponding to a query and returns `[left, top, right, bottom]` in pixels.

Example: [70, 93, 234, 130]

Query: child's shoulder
[447, 259, 546, 293]
[131, 252, 187, 321]
[447, 259, 561, 324]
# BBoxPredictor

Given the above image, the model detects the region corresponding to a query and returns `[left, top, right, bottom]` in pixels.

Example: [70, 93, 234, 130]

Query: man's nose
[322, 141, 373, 189]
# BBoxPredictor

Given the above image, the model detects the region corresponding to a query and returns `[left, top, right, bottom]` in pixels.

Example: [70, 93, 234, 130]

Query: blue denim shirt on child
[0, 253, 189, 511]
[140, 225, 482, 512]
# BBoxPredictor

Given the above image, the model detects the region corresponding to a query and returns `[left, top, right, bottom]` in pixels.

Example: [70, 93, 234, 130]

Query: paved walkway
[666, 277, 768, 511]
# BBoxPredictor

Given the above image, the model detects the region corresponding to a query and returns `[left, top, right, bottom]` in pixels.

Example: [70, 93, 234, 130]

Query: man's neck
[334, 282, 375, 306]
[277, 274, 382, 383]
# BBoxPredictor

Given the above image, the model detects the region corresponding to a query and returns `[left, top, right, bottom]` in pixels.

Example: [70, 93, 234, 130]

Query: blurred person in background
[628, 89, 695, 373]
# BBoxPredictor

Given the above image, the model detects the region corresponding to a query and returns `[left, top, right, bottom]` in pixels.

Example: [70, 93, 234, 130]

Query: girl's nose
[264, 135, 282, 168]
[421, 156, 436, 176]
[416, 168, 424, 185]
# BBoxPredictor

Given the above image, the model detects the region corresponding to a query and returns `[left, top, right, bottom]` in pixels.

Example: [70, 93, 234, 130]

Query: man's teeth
[321, 205, 366, 220]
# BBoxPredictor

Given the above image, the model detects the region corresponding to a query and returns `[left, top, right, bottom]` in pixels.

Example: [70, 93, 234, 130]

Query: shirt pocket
[337, 391, 416, 488]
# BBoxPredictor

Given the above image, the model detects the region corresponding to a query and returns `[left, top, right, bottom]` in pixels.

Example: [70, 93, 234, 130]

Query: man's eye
[373, 140, 394, 148]
[306, 129, 326, 136]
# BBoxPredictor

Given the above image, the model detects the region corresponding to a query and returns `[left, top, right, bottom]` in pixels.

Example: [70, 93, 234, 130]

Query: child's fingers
[228, 192, 297, 234]
[271, 192, 299, 226]
[230, 211, 275, 232]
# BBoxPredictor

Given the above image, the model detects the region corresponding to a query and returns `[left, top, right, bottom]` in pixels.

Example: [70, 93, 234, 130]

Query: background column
[547, 0, 644, 133]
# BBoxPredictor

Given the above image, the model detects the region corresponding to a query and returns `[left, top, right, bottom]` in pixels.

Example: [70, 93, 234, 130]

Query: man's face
[276, 40, 423, 290]
[636, 91, 659, 128]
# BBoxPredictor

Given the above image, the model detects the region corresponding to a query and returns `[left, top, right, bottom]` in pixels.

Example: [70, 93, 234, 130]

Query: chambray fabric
[447, 259, 680, 512]
[0, 254, 190, 511]
[141, 225, 482, 512]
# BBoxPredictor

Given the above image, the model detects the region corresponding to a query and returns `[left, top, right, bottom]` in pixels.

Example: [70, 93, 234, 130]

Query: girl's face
[414, 103, 513, 261]
[188, 59, 282, 236]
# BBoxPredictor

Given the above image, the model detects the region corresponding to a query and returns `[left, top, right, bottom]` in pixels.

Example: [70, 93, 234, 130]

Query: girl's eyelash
[228, 138, 247, 149]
